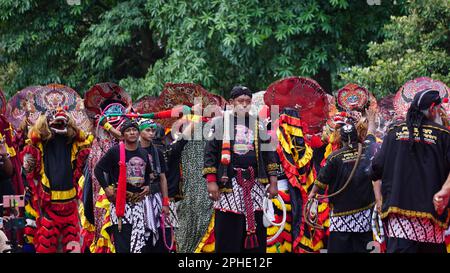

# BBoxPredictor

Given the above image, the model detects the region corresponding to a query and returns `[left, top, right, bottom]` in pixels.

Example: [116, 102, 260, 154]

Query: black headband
[411, 89, 441, 110]
[120, 118, 139, 134]
[230, 86, 252, 99]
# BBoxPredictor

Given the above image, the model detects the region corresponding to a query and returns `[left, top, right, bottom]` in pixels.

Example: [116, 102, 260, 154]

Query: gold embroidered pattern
[331, 202, 375, 217]
[202, 167, 217, 175]
[51, 188, 77, 202]
[266, 163, 279, 172]
[382, 206, 450, 229]
[259, 178, 269, 184]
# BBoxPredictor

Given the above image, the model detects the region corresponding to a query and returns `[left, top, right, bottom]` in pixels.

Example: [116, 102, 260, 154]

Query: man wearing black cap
[371, 89, 450, 253]
[94, 118, 152, 253]
[308, 108, 378, 253]
[203, 85, 279, 253]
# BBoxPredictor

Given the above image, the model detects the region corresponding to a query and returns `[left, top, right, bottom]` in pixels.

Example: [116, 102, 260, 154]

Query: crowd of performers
[0, 77, 449, 254]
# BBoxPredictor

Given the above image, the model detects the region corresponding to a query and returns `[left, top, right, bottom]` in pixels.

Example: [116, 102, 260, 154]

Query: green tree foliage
[341, 0, 449, 99]
[0, 0, 162, 98]
[77, 0, 163, 92]
[124, 0, 402, 98]
[0, 0, 100, 96]
[1, 0, 403, 99]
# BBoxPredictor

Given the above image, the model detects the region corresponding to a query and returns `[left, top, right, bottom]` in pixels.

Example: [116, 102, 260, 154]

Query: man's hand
[366, 108, 377, 122]
[375, 197, 383, 214]
[207, 182, 220, 201]
[161, 205, 170, 216]
[136, 186, 150, 202]
[104, 186, 116, 203]
[433, 188, 450, 215]
[266, 180, 278, 199]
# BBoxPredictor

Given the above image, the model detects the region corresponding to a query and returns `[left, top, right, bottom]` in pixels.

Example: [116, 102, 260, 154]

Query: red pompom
[443, 97, 449, 103]
[309, 135, 324, 148]
[206, 174, 217, 183]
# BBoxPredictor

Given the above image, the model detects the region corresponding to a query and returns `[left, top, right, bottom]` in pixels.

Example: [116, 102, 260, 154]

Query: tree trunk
[313, 67, 332, 94]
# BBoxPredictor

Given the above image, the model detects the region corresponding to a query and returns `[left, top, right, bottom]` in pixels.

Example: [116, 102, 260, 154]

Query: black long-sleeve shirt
[154, 138, 187, 199]
[370, 120, 450, 224]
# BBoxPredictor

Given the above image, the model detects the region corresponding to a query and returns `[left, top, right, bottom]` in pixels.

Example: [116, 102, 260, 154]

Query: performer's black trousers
[386, 237, 447, 253]
[214, 210, 266, 253]
[112, 224, 173, 253]
[327, 231, 373, 253]
[143, 227, 173, 253]
[111, 224, 132, 253]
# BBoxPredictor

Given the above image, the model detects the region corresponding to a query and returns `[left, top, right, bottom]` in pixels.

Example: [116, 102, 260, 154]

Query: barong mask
[102, 103, 127, 129]
[46, 107, 69, 135]
[340, 123, 358, 148]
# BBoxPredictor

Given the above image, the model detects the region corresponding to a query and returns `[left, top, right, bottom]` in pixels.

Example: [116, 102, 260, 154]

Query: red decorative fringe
[268, 230, 292, 245]
[244, 233, 259, 249]
[204, 229, 215, 245]
[116, 142, 127, 218]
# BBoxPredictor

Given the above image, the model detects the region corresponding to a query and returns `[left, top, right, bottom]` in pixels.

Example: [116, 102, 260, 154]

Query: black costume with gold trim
[371, 120, 450, 228]
[202, 114, 278, 188]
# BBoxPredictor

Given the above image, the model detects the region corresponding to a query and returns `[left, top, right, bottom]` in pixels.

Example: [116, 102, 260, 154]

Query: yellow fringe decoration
[90, 188, 115, 253]
[318, 202, 328, 212]
[303, 168, 316, 192]
[277, 123, 314, 170]
[50, 188, 77, 201]
[299, 236, 324, 252]
[25, 203, 38, 219]
[267, 241, 292, 253]
[267, 222, 292, 236]
[323, 133, 336, 160]
[272, 198, 292, 212]
[78, 176, 95, 234]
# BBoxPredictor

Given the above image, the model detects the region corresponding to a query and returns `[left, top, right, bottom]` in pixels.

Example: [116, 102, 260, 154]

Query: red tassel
[244, 233, 259, 249]
[154, 105, 188, 119]
[116, 142, 127, 223]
